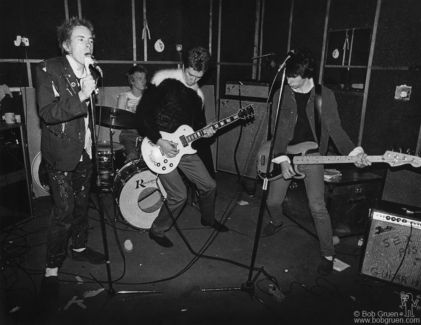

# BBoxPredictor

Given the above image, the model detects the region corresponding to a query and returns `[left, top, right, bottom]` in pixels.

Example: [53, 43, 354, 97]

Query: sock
[45, 267, 58, 277]
[72, 247, 86, 252]
[324, 256, 333, 261]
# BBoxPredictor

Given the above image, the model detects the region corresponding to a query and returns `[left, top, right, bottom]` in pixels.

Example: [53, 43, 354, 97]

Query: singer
[35, 17, 105, 311]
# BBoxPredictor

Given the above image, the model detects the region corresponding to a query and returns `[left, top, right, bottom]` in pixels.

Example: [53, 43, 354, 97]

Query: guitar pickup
[179, 135, 188, 147]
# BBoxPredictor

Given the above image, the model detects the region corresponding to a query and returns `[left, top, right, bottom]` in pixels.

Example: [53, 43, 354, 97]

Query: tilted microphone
[251, 52, 275, 60]
[277, 51, 295, 72]
[84, 53, 103, 77]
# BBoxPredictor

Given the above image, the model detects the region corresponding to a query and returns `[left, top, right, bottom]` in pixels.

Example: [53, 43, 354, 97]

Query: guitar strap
[314, 83, 322, 145]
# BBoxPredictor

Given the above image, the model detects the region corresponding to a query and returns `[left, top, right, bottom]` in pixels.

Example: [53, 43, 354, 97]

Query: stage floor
[1, 171, 416, 325]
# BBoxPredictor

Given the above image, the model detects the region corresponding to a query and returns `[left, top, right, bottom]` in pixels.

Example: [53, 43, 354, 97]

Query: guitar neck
[294, 155, 383, 165]
[184, 112, 242, 144]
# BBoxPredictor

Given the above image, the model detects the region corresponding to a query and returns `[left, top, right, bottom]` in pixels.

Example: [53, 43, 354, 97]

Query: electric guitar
[142, 105, 255, 174]
[257, 140, 421, 181]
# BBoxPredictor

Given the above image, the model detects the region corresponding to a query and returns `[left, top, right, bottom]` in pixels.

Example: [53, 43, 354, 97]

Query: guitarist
[263, 48, 371, 275]
[135, 47, 228, 248]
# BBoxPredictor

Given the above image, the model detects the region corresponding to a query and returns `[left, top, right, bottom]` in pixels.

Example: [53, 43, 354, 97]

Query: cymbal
[94, 106, 137, 129]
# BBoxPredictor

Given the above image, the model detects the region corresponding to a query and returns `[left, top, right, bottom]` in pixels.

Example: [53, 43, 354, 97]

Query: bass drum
[31, 152, 50, 197]
[114, 160, 167, 229]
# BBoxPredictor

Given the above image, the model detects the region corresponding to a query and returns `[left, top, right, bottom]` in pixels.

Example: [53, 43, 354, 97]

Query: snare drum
[114, 160, 167, 229]
[97, 141, 125, 188]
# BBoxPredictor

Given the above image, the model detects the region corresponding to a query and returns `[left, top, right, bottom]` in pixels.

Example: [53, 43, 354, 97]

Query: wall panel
[290, 0, 327, 64]
[135, 0, 183, 62]
[362, 69, 421, 155]
[220, 0, 257, 63]
[82, 0, 133, 61]
[328, 0, 377, 30]
[373, 0, 421, 67]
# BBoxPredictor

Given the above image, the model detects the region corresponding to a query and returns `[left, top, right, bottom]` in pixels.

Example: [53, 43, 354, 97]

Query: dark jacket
[136, 74, 206, 144]
[271, 83, 355, 156]
[35, 56, 98, 171]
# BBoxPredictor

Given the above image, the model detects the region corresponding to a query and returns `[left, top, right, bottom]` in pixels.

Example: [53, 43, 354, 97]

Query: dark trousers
[44, 151, 93, 268]
[151, 154, 216, 236]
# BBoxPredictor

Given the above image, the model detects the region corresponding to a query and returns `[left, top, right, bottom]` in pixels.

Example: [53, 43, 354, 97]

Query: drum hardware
[95, 105, 138, 129]
[88, 84, 158, 296]
[96, 140, 125, 191]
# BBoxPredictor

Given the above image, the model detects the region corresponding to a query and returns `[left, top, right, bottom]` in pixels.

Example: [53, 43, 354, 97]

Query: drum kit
[94, 106, 167, 230]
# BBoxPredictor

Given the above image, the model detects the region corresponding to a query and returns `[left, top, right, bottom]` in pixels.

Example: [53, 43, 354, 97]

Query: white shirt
[66, 55, 92, 160]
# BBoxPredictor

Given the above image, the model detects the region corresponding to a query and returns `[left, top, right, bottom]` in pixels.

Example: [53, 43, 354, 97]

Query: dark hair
[57, 17, 95, 53]
[127, 65, 148, 86]
[182, 47, 211, 72]
[285, 48, 315, 79]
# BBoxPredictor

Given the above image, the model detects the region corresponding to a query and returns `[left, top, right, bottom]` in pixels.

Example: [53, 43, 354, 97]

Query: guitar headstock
[383, 151, 421, 168]
[238, 105, 255, 119]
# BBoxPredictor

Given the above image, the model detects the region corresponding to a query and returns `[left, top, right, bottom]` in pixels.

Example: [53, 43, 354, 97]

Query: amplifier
[217, 98, 269, 179]
[225, 80, 269, 98]
[360, 208, 421, 290]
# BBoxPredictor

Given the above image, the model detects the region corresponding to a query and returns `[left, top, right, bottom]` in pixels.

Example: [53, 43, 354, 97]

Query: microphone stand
[201, 56, 291, 312]
[86, 65, 159, 297]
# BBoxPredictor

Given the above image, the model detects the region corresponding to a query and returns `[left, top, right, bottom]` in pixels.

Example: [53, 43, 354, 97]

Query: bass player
[262, 47, 371, 276]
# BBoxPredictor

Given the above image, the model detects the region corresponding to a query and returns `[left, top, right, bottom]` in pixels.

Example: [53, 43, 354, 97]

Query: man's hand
[281, 161, 296, 179]
[354, 153, 371, 168]
[157, 138, 179, 158]
[79, 74, 97, 102]
[203, 124, 215, 138]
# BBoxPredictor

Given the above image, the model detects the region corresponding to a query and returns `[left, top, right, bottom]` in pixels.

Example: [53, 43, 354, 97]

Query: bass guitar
[257, 141, 421, 181]
[142, 105, 255, 174]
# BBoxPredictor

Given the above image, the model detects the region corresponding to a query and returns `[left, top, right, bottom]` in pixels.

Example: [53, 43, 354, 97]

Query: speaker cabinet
[360, 208, 421, 290]
[225, 80, 270, 99]
[282, 170, 383, 237]
[217, 98, 270, 179]
[381, 166, 421, 209]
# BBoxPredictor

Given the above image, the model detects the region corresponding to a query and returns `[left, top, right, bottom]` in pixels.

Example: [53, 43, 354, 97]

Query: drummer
[117, 65, 148, 163]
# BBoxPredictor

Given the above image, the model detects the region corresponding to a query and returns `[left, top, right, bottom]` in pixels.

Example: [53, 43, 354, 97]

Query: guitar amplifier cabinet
[217, 98, 270, 179]
[360, 206, 421, 290]
[282, 169, 383, 237]
[225, 80, 270, 99]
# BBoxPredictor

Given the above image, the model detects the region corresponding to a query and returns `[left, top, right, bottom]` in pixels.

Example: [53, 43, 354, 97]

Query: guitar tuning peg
[398, 147, 403, 153]
[388, 145, 395, 152]
[406, 148, 412, 155]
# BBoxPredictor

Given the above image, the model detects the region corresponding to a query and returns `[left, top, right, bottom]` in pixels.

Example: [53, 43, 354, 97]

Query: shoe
[71, 247, 105, 264]
[261, 222, 283, 237]
[40, 276, 60, 309]
[149, 231, 174, 248]
[317, 256, 334, 276]
[201, 219, 229, 232]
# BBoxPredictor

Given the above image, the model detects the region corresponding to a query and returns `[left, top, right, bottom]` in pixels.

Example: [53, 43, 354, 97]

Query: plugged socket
[14, 36, 29, 46]
[176, 44, 182, 52]
[14, 35, 22, 46]
[269, 285, 286, 302]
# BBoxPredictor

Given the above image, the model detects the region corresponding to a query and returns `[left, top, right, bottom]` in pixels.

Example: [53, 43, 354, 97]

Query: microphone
[84, 53, 103, 77]
[251, 52, 275, 60]
[278, 51, 295, 72]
